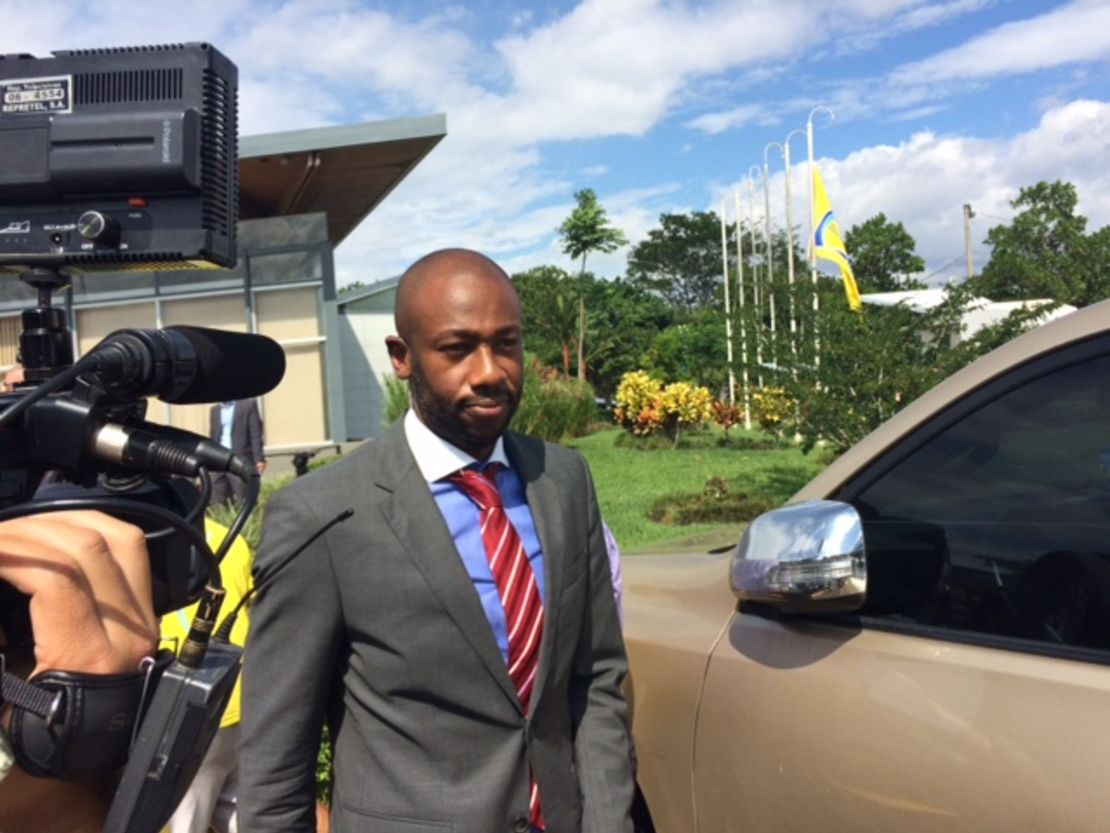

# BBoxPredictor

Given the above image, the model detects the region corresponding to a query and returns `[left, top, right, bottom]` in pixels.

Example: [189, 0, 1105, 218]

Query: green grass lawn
[565, 426, 831, 553]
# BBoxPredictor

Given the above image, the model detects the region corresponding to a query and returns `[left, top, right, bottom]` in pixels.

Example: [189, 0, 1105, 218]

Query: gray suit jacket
[239, 421, 635, 833]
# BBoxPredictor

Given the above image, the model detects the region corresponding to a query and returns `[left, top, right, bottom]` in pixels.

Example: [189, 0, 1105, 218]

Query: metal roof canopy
[238, 114, 446, 246]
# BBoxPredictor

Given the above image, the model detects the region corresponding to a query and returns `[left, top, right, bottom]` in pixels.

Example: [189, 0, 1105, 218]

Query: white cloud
[891, 0, 1110, 86]
[685, 105, 768, 135]
[487, 0, 818, 143]
[3, 0, 1106, 296]
[724, 99, 1110, 286]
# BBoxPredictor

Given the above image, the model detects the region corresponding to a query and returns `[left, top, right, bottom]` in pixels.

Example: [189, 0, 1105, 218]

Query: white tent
[860, 289, 1078, 344]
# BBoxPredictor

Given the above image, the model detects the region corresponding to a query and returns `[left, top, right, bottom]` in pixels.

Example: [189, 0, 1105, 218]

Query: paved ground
[625, 525, 745, 555]
[263, 442, 365, 481]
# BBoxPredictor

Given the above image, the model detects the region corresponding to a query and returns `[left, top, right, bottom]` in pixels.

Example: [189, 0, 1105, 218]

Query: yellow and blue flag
[812, 166, 862, 310]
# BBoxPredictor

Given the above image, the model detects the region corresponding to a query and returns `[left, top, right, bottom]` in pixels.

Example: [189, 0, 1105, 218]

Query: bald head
[386, 248, 525, 458]
[394, 249, 517, 342]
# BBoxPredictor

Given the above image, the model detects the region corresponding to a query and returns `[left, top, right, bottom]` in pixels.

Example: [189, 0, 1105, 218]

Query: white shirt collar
[403, 409, 510, 483]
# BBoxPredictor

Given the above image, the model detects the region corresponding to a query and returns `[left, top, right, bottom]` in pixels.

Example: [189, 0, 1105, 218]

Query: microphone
[88, 326, 286, 404]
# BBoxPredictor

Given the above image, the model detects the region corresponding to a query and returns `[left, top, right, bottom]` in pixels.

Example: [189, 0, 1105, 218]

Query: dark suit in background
[208, 398, 265, 506]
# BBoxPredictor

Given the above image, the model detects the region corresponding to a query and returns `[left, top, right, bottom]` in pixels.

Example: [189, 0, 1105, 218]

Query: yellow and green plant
[614, 370, 713, 444]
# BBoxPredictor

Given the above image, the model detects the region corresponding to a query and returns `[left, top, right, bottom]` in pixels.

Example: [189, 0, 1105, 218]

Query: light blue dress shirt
[403, 411, 545, 665]
[219, 401, 235, 448]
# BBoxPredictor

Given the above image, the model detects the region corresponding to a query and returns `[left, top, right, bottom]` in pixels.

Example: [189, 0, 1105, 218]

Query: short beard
[407, 365, 517, 457]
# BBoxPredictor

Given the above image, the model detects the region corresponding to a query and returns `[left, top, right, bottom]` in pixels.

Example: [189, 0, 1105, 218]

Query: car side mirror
[730, 500, 866, 614]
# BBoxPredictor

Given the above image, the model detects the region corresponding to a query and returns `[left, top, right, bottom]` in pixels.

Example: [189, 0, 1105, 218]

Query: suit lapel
[505, 432, 565, 712]
[374, 423, 520, 709]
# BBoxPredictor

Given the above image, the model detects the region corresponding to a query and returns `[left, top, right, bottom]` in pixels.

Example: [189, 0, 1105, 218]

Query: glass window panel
[69, 271, 157, 304]
[75, 302, 156, 357]
[255, 287, 320, 341]
[0, 314, 21, 368]
[261, 343, 327, 447]
[239, 213, 328, 250]
[160, 295, 247, 332]
[248, 250, 322, 286]
[853, 350, 1110, 652]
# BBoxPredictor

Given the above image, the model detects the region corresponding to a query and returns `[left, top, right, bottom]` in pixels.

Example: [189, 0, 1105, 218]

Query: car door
[692, 336, 1110, 833]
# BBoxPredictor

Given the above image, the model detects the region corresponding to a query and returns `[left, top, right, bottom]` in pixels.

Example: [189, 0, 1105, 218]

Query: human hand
[0, 511, 157, 832]
[0, 511, 157, 678]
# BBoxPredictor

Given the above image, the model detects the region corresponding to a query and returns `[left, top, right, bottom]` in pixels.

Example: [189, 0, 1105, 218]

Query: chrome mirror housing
[731, 500, 866, 613]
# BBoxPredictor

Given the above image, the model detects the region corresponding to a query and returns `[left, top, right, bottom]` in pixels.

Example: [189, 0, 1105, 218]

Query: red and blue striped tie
[451, 464, 545, 829]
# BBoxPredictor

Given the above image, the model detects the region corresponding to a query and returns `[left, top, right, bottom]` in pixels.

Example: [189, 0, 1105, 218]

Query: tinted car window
[849, 349, 1110, 652]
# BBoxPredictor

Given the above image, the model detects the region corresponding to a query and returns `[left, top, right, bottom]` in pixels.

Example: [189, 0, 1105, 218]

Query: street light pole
[719, 201, 736, 406]
[777, 128, 806, 368]
[734, 189, 752, 429]
[963, 203, 976, 280]
[762, 143, 779, 369]
[747, 165, 764, 387]
[806, 105, 834, 371]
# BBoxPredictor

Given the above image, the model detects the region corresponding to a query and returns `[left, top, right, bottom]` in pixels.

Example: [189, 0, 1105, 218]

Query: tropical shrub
[711, 400, 745, 443]
[658, 381, 713, 444]
[512, 358, 597, 441]
[613, 370, 665, 436]
[749, 386, 795, 435]
[614, 370, 713, 443]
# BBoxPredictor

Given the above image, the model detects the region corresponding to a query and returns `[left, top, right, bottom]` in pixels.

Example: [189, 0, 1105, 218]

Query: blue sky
[2, 0, 1108, 288]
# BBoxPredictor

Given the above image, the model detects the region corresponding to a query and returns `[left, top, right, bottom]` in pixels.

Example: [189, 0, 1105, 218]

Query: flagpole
[733, 190, 752, 430]
[746, 166, 764, 388]
[762, 143, 778, 371]
[806, 106, 834, 371]
[719, 201, 736, 406]
[778, 128, 806, 371]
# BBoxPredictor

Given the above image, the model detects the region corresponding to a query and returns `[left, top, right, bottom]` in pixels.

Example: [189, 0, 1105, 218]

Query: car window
[847, 348, 1110, 654]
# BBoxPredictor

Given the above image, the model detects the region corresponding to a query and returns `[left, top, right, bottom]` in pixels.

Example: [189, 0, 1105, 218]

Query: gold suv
[623, 297, 1110, 833]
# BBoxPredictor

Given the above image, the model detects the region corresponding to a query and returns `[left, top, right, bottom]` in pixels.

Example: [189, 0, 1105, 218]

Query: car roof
[794, 296, 1110, 502]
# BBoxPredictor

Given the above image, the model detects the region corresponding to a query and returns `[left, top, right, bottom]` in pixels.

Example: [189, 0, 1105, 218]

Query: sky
[2, 0, 1109, 290]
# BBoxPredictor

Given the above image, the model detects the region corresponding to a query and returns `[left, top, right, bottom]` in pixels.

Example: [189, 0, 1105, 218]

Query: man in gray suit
[239, 249, 635, 833]
[208, 398, 266, 505]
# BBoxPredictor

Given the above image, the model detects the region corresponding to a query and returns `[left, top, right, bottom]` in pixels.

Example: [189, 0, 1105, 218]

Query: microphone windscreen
[166, 326, 286, 404]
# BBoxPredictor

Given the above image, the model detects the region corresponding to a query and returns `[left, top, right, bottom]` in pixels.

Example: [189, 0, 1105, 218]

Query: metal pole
[719, 202, 736, 405]
[763, 143, 778, 370]
[747, 167, 764, 388]
[806, 106, 834, 373]
[781, 128, 805, 369]
[734, 190, 752, 430]
[963, 203, 976, 280]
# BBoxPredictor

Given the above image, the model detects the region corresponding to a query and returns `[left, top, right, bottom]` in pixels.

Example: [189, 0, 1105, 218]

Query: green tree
[582, 277, 673, 400]
[627, 211, 726, 311]
[784, 281, 1053, 454]
[784, 283, 949, 453]
[645, 308, 730, 395]
[844, 213, 926, 293]
[975, 180, 1110, 307]
[512, 265, 579, 374]
[558, 189, 627, 381]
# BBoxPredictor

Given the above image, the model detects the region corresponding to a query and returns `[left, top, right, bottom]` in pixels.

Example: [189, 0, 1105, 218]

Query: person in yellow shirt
[160, 518, 252, 833]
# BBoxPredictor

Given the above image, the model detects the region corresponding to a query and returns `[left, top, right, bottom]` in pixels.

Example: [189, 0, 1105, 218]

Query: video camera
[0, 42, 279, 832]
